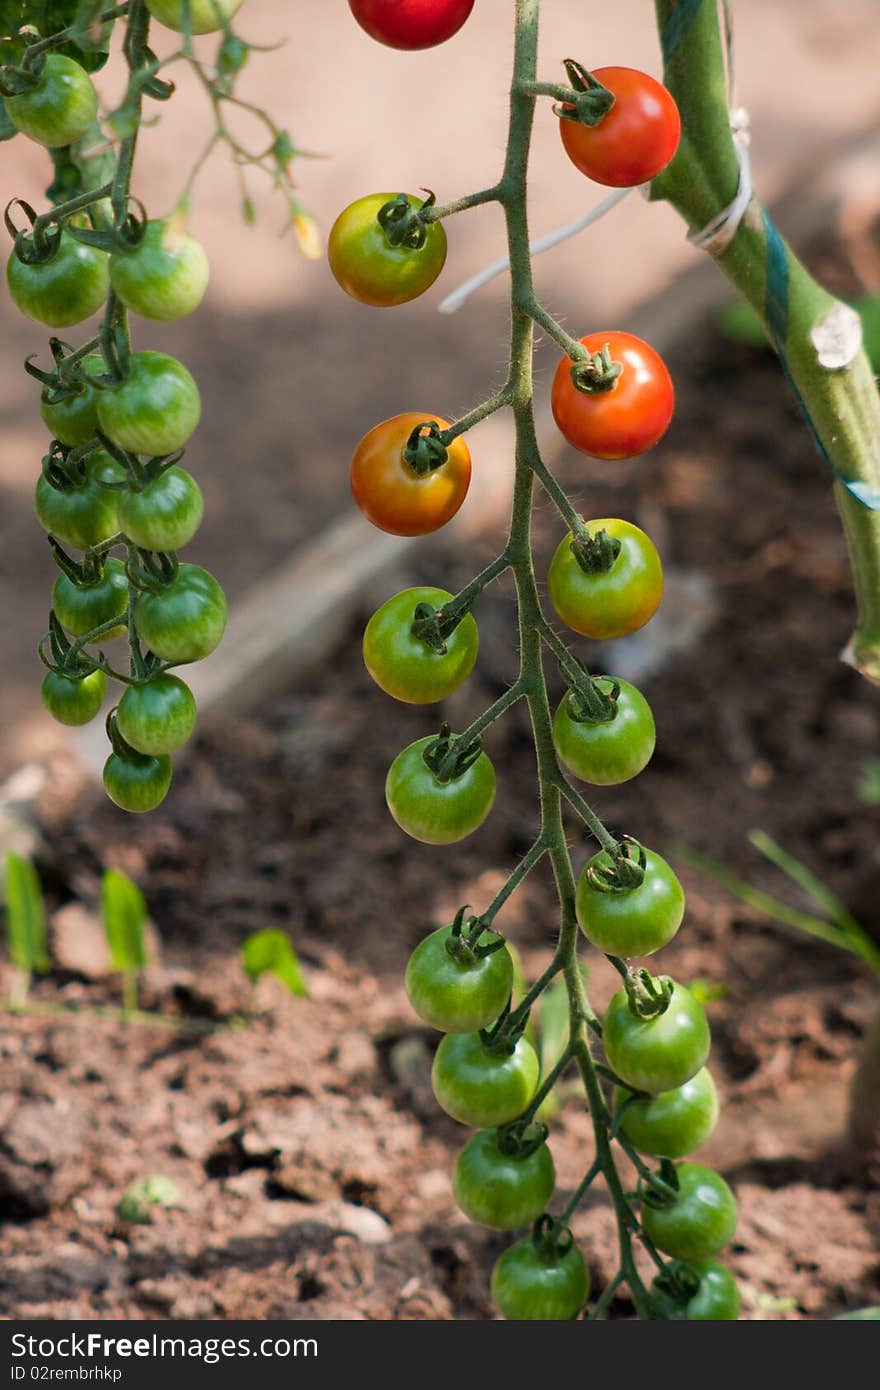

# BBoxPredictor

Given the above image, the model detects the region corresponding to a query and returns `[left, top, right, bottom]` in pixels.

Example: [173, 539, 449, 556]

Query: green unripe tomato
[652, 1259, 741, 1321]
[363, 586, 478, 704]
[603, 981, 710, 1094]
[117, 466, 204, 551]
[116, 674, 197, 755]
[96, 351, 201, 456]
[328, 193, 447, 307]
[547, 518, 663, 640]
[385, 736, 496, 845]
[7, 232, 109, 328]
[110, 219, 210, 321]
[553, 677, 655, 786]
[40, 355, 103, 445]
[431, 1031, 539, 1127]
[405, 925, 513, 1033]
[614, 1067, 719, 1158]
[35, 453, 125, 550]
[146, 0, 244, 34]
[52, 558, 128, 641]
[5, 54, 98, 148]
[133, 563, 227, 664]
[491, 1233, 589, 1320]
[576, 847, 685, 958]
[453, 1128, 555, 1231]
[641, 1163, 737, 1262]
[41, 668, 106, 726]
[103, 748, 172, 813]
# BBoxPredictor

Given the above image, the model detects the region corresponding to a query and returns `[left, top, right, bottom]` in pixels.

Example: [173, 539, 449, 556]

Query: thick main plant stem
[652, 0, 880, 682]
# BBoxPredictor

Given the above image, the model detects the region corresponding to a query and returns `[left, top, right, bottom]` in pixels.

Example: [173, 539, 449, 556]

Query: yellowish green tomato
[146, 0, 244, 34]
[614, 1067, 719, 1158]
[110, 219, 210, 321]
[5, 54, 98, 148]
[7, 232, 109, 328]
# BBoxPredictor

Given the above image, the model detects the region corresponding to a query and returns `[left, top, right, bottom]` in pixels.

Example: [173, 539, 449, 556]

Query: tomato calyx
[555, 59, 616, 128]
[41, 438, 92, 491]
[569, 526, 622, 575]
[41, 611, 103, 681]
[0, 62, 43, 99]
[409, 596, 468, 654]
[401, 420, 449, 477]
[4, 197, 63, 264]
[376, 190, 437, 251]
[422, 721, 484, 784]
[638, 1158, 682, 1210]
[48, 535, 106, 589]
[496, 1119, 549, 1161]
[587, 836, 647, 894]
[565, 673, 620, 725]
[531, 1213, 575, 1262]
[446, 904, 509, 964]
[569, 341, 623, 396]
[126, 548, 179, 595]
[624, 966, 674, 1019]
[651, 1258, 702, 1316]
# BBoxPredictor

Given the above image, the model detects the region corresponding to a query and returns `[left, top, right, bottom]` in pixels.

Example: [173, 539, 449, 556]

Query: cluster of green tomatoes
[331, 2, 739, 1321]
[3, 0, 247, 810]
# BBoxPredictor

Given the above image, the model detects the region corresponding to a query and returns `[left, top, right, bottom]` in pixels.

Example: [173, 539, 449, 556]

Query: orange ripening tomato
[551, 331, 674, 460]
[559, 67, 681, 188]
[350, 413, 471, 536]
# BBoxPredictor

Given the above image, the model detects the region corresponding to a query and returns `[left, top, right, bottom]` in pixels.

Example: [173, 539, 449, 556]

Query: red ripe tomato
[351, 413, 471, 536]
[559, 67, 681, 188]
[552, 332, 674, 460]
[349, 1, 475, 50]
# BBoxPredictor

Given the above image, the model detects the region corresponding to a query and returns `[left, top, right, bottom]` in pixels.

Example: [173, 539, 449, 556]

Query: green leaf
[241, 928, 308, 997]
[856, 756, 880, 807]
[836, 1306, 880, 1320]
[116, 1175, 180, 1225]
[747, 829, 864, 938]
[686, 978, 728, 1005]
[716, 298, 770, 348]
[101, 869, 148, 974]
[3, 852, 49, 975]
[0, 97, 17, 141]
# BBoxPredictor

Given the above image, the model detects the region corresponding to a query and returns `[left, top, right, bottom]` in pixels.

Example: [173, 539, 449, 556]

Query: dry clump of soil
[3, 312, 880, 1321]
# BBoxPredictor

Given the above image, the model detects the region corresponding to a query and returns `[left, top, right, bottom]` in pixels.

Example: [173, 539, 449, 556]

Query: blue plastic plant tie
[660, 0, 706, 64]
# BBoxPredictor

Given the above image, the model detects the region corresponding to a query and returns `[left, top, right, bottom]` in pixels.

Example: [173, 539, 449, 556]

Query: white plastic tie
[688, 106, 753, 257]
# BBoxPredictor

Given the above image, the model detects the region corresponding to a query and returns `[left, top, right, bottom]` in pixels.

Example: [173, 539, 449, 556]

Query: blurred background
[1, 0, 880, 1322]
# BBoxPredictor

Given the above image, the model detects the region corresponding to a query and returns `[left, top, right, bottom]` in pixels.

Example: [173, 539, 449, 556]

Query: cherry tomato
[553, 677, 655, 785]
[40, 355, 103, 445]
[103, 747, 172, 813]
[349, 0, 475, 49]
[35, 452, 125, 550]
[432, 1031, 539, 1127]
[351, 414, 470, 536]
[652, 1260, 740, 1321]
[117, 465, 204, 552]
[453, 1128, 555, 1231]
[551, 332, 674, 460]
[641, 1163, 737, 1262]
[328, 194, 447, 308]
[405, 923, 513, 1032]
[116, 673, 197, 755]
[96, 351, 201, 457]
[52, 557, 128, 641]
[41, 668, 106, 726]
[5, 54, 98, 148]
[547, 518, 663, 640]
[576, 846, 684, 958]
[7, 232, 109, 328]
[385, 735, 495, 844]
[615, 1067, 719, 1159]
[110, 219, 210, 321]
[145, 0, 243, 33]
[559, 68, 680, 188]
[491, 1231, 589, 1321]
[603, 981, 710, 1094]
[133, 563, 227, 664]
[364, 586, 478, 702]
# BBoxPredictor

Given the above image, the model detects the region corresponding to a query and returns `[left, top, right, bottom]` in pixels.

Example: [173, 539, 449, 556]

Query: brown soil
[3, 286, 880, 1321]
